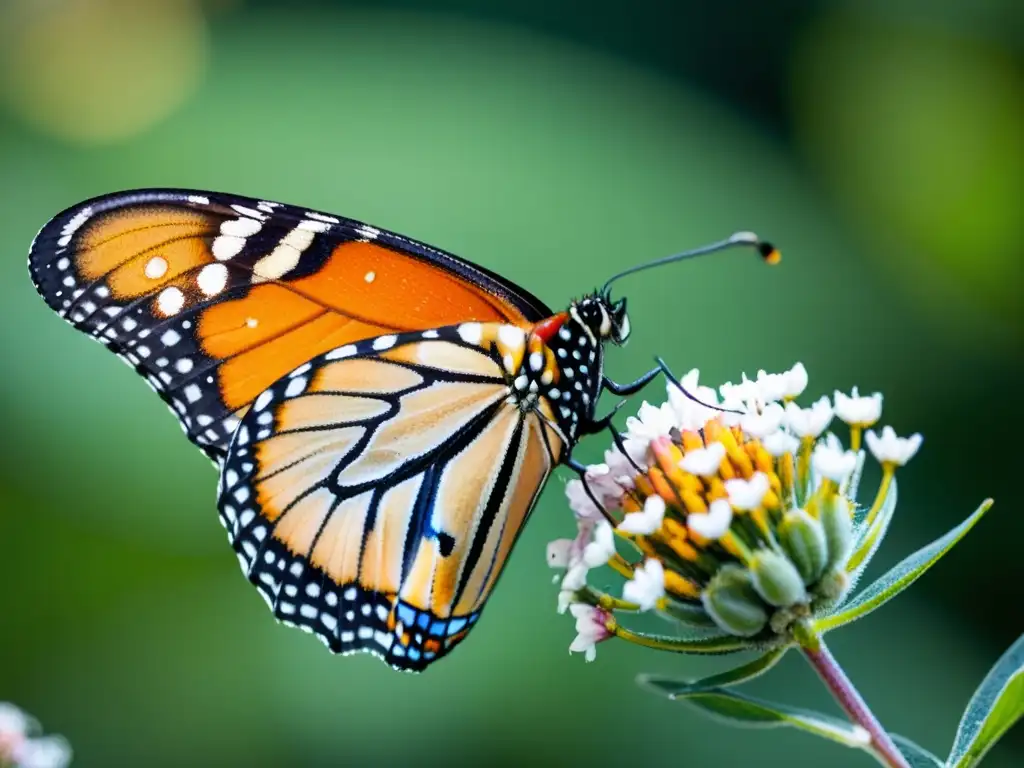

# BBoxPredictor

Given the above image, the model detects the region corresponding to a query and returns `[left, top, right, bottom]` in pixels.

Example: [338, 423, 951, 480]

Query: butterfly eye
[611, 298, 630, 343]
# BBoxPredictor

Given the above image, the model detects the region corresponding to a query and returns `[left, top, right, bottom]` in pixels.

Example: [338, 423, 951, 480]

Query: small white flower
[866, 426, 923, 466]
[623, 558, 666, 610]
[546, 539, 573, 569]
[625, 401, 676, 443]
[617, 494, 665, 535]
[561, 562, 589, 593]
[686, 498, 733, 539]
[725, 471, 771, 510]
[680, 441, 726, 477]
[0, 704, 71, 768]
[782, 362, 808, 398]
[582, 521, 617, 567]
[740, 401, 785, 439]
[755, 369, 789, 403]
[667, 369, 720, 431]
[834, 387, 883, 427]
[568, 604, 613, 661]
[785, 396, 834, 438]
[811, 433, 857, 483]
[762, 429, 800, 457]
[720, 376, 760, 408]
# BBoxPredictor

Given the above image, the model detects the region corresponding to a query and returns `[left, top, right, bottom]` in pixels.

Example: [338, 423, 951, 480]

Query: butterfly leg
[602, 366, 661, 396]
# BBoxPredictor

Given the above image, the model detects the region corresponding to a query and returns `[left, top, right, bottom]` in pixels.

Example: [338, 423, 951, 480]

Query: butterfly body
[28, 189, 641, 671]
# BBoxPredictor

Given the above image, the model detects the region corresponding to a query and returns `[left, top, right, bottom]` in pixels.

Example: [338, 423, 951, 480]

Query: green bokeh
[1, 3, 1019, 767]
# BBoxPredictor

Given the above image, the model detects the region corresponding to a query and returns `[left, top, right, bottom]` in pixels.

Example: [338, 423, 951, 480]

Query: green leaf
[891, 734, 944, 767]
[844, 475, 898, 581]
[947, 633, 1024, 768]
[814, 499, 993, 633]
[638, 647, 788, 697]
[675, 688, 872, 748]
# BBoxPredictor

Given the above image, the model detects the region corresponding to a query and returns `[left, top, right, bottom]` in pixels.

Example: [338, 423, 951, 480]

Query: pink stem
[799, 634, 911, 768]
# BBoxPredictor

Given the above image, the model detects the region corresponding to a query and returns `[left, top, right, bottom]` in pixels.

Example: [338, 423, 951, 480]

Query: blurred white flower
[782, 362, 809, 398]
[725, 472, 771, 510]
[785, 396, 834, 438]
[583, 521, 617, 567]
[755, 369, 789, 403]
[0, 703, 71, 768]
[568, 604, 613, 661]
[666, 369, 719, 431]
[625, 401, 676, 444]
[740, 402, 785, 439]
[617, 495, 666, 535]
[834, 387, 883, 427]
[762, 429, 800, 457]
[680, 441, 726, 477]
[812, 433, 858, 483]
[623, 559, 666, 610]
[866, 426, 923, 466]
[686, 498, 733, 539]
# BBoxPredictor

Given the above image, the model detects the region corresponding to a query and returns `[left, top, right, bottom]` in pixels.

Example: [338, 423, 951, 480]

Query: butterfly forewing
[219, 327, 563, 671]
[28, 189, 550, 462]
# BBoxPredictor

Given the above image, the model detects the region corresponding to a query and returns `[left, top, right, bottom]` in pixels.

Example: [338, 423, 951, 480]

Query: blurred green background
[1, 0, 1021, 765]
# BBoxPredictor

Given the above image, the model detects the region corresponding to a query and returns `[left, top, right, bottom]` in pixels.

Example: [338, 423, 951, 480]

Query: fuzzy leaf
[947, 633, 1024, 768]
[845, 475, 898, 581]
[676, 688, 872, 748]
[638, 647, 788, 697]
[815, 499, 992, 633]
[842, 449, 867, 508]
[891, 734, 944, 767]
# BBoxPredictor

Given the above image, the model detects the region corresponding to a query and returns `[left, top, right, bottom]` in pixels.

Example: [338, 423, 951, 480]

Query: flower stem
[794, 623, 910, 768]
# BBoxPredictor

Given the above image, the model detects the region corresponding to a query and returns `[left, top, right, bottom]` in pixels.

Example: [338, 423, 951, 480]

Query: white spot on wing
[144, 256, 168, 279]
[457, 323, 483, 345]
[197, 263, 229, 296]
[157, 287, 184, 316]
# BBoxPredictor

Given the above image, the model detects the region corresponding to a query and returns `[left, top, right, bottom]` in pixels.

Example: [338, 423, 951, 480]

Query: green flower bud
[779, 508, 828, 584]
[749, 549, 808, 607]
[702, 565, 769, 637]
[659, 597, 719, 628]
[821, 494, 854, 570]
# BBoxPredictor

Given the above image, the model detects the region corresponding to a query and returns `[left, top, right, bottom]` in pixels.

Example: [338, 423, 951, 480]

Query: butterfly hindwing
[218, 325, 564, 671]
[28, 189, 551, 462]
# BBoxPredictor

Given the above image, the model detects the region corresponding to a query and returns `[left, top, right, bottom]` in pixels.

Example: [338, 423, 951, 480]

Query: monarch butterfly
[27, 189, 776, 672]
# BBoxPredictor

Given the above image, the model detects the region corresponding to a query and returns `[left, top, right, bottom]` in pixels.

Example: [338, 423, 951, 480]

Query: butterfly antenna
[656, 357, 743, 415]
[602, 231, 779, 294]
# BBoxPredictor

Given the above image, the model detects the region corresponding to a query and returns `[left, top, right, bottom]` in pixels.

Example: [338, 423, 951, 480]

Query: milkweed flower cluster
[0, 703, 71, 768]
[549, 364, 923, 660]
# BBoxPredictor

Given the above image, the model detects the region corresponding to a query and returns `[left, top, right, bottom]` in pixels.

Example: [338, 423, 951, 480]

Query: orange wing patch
[29, 190, 550, 462]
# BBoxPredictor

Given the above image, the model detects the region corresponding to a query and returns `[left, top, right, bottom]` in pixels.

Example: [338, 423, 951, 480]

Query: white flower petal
[755, 369, 789, 403]
[687, 499, 733, 539]
[725, 472, 771, 510]
[811, 433, 858, 483]
[680, 441, 726, 477]
[582, 521, 616, 567]
[834, 387, 883, 427]
[865, 426, 923, 466]
[783, 362, 808, 398]
[561, 563, 589, 591]
[785, 396, 833, 438]
[622, 559, 665, 610]
[762, 429, 800, 457]
[740, 402, 785, 439]
[0, 703, 34, 738]
[617, 495, 665, 535]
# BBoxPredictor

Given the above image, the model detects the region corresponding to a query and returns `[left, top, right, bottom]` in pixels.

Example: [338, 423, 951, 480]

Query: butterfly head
[575, 293, 630, 346]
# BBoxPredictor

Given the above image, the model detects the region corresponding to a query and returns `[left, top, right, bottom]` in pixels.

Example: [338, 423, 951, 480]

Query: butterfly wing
[28, 189, 551, 462]
[219, 326, 564, 671]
